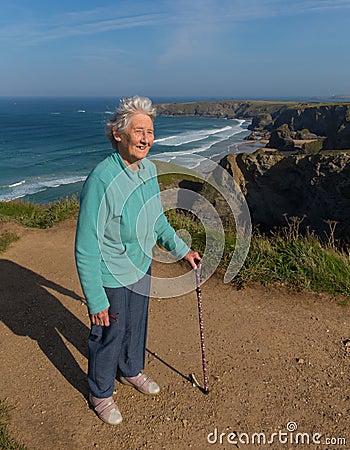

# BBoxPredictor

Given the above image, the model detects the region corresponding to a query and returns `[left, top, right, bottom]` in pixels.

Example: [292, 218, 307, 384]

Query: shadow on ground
[0, 259, 89, 396]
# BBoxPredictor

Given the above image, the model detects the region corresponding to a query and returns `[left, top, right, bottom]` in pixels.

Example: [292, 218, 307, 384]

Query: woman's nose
[140, 131, 149, 143]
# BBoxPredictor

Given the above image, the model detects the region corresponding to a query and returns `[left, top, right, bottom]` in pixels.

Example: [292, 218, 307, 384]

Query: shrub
[0, 197, 79, 229]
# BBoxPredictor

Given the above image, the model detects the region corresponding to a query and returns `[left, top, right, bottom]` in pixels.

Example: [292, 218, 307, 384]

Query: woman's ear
[112, 128, 121, 142]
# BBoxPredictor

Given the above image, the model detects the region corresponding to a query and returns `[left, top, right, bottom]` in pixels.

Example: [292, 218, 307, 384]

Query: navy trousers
[87, 267, 151, 398]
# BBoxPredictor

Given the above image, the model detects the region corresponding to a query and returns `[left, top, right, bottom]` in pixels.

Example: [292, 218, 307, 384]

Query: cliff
[157, 100, 350, 238]
[157, 100, 350, 151]
[214, 151, 350, 239]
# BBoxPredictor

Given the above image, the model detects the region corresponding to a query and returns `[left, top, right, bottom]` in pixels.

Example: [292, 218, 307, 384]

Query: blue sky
[0, 0, 349, 99]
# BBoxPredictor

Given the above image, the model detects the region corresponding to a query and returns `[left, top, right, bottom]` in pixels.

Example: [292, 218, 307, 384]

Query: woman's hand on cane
[183, 250, 201, 269]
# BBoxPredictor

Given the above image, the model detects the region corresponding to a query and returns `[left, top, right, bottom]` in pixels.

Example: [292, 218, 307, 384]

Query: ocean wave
[154, 125, 234, 147]
[154, 135, 178, 143]
[8, 180, 26, 188]
[151, 153, 214, 172]
[154, 126, 244, 158]
[151, 120, 250, 173]
[0, 175, 87, 202]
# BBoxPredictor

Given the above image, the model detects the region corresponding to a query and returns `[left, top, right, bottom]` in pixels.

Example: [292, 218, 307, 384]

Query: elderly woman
[75, 96, 200, 425]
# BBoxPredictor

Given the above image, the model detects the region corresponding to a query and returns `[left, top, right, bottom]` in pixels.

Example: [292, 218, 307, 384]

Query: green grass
[153, 159, 205, 188]
[0, 399, 27, 450]
[166, 209, 350, 300]
[0, 196, 79, 229]
[0, 231, 19, 253]
[236, 233, 350, 296]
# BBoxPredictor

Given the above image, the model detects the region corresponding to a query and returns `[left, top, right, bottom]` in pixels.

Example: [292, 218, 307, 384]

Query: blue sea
[0, 97, 253, 203]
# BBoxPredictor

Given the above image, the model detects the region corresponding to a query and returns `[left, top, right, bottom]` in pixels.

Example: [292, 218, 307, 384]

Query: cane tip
[203, 389, 209, 395]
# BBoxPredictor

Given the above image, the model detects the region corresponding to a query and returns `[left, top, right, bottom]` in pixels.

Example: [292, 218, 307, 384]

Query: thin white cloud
[0, 8, 167, 45]
[158, 0, 225, 64]
[165, 0, 350, 23]
[157, 0, 350, 63]
[217, 0, 350, 20]
[294, 0, 350, 14]
[1, 0, 349, 47]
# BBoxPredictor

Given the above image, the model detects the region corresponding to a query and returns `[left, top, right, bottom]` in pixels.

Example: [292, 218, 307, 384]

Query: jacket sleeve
[152, 171, 190, 259]
[155, 212, 190, 259]
[75, 175, 110, 314]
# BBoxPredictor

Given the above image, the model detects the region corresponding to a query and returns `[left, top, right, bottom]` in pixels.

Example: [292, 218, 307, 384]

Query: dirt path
[1, 220, 349, 450]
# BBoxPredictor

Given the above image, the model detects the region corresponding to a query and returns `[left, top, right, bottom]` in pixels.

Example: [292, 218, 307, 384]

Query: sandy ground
[0, 220, 349, 450]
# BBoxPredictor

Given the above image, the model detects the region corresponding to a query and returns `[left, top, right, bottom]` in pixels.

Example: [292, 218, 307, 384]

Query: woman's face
[113, 113, 154, 167]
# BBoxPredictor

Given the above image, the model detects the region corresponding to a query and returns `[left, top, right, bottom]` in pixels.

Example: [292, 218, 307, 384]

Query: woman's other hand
[90, 308, 110, 327]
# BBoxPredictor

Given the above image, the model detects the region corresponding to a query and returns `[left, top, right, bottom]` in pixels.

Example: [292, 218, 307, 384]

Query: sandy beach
[1, 219, 349, 449]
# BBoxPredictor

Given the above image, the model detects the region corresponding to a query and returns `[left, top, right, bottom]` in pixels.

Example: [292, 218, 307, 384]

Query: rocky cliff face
[157, 100, 350, 151]
[157, 100, 350, 238]
[272, 105, 350, 150]
[215, 152, 350, 239]
[157, 100, 286, 119]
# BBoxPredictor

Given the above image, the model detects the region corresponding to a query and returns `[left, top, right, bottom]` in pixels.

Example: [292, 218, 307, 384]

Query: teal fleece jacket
[75, 152, 190, 314]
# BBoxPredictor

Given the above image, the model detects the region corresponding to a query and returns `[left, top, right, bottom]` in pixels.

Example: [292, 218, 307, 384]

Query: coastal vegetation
[0, 195, 349, 301]
[0, 231, 19, 253]
[166, 209, 350, 301]
[0, 197, 79, 253]
[0, 196, 79, 229]
[0, 399, 27, 450]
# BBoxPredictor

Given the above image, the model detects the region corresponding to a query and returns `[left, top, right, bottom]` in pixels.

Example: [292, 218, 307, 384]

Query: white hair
[106, 96, 157, 149]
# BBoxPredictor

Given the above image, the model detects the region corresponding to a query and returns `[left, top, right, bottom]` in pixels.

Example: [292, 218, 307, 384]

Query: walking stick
[192, 261, 209, 395]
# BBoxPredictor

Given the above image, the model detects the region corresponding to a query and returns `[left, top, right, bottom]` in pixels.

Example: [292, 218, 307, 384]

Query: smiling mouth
[137, 145, 148, 150]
